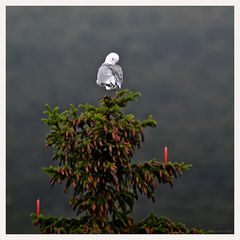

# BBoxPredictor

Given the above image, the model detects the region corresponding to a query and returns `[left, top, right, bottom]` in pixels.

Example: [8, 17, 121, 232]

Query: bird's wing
[96, 64, 113, 86]
[108, 64, 123, 88]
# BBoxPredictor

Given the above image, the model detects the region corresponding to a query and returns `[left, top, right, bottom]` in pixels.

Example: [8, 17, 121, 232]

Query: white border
[1, 1, 239, 240]
[0, 0, 239, 6]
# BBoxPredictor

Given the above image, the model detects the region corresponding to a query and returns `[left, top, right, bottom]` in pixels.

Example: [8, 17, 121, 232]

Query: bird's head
[104, 52, 119, 65]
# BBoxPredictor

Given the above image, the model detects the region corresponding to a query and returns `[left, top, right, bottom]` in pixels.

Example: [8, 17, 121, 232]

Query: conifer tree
[32, 89, 205, 234]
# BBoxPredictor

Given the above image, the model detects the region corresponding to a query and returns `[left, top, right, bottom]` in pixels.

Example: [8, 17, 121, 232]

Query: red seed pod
[86, 128, 90, 136]
[87, 144, 91, 154]
[65, 131, 69, 138]
[92, 203, 96, 211]
[132, 129, 136, 137]
[104, 125, 108, 134]
[76, 174, 80, 181]
[72, 181, 76, 189]
[110, 164, 115, 172]
[64, 187, 68, 193]
[105, 203, 108, 211]
[145, 227, 153, 234]
[49, 177, 54, 186]
[109, 145, 112, 153]
[88, 164, 92, 171]
[136, 176, 139, 184]
[144, 174, 147, 181]
[112, 132, 115, 141]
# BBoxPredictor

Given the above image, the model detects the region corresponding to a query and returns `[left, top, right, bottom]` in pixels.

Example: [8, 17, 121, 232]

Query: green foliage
[34, 89, 198, 233]
[31, 213, 208, 234]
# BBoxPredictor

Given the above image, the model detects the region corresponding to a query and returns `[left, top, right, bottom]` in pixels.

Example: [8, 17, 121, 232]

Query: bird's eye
[112, 58, 114, 60]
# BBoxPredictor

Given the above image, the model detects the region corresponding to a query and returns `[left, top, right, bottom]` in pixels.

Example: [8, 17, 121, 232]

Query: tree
[31, 89, 205, 233]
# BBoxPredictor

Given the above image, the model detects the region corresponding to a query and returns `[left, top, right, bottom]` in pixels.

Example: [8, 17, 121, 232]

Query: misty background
[6, 6, 234, 233]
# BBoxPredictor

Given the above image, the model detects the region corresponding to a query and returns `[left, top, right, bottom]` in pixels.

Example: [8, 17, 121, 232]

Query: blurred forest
[6, 6, 233, 233]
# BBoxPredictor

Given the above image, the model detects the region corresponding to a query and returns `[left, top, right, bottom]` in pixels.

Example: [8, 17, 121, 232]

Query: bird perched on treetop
[96, 52, 123, 90]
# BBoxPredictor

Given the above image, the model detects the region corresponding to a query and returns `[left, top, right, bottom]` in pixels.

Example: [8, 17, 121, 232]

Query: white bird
[96, 52, 123, 90]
